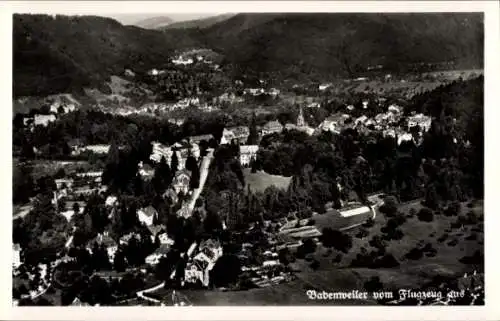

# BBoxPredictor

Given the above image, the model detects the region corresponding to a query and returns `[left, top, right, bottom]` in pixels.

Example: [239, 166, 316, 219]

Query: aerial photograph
[12, 11, 484, 306]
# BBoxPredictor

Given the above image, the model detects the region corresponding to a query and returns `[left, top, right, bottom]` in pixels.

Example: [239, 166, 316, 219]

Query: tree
[278, 248, 293, 266]
[364, 276, 383, 293]
[247, 114, 259, 145]
[310, 259, 320, 270]
[417, 208, 434, 222]
[190, 165, 201, 190]
[302, 238, 317, 254]
[113, 251, 126, 272]
[185, 154, 197, 172]
[380, 195, 398, 217]
[424, 184, 440, 209]
[321, 228, 352, 253]
[107, 141, 120, 166]
[73, 202, 80, 214]
[171, 151, 179, 173]
[13, 165, 35, 204]
[210, 254, 241, 288]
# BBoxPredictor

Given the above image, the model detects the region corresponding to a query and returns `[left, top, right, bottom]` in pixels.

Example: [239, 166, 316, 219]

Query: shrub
[465, 233, 478, 242]
[376, 254, 400, 268]
[445, 201, 461, 217]
[321, 228, 352, 253]
[363, 218, 375, 228]
[446, 239, 458, 247]
[405, 247, 423, 260]
[425, 250, 437, 257]
[355, 228, 369, 239]
[302, 239, 317, 254]
[459, 250, 483, 265]
[364, 276, 383, 292]
[437, 233, 448, 243]
[310, 260, 320, 270]
[350, 252, 377, 268]
[295, 246, 306, 259]
[417, 208, 434, 222]
[382, 228, 404, 241]
[369, 236, 386, 250]
[332, 254, 342, 263]
[380, 195, 399, 217]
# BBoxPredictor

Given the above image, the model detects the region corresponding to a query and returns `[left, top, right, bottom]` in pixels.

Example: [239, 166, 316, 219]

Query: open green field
[243, 169, 292, 193]
[302, 200, 484, 290]
[313, 207, 373, 232]
[165, 200, 483, 305]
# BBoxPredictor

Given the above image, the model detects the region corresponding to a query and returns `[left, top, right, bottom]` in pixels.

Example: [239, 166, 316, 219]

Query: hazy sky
[106, 13, 218, 25]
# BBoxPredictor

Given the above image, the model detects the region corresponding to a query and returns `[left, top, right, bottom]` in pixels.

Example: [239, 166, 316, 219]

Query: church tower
[297, 106, 306, 127]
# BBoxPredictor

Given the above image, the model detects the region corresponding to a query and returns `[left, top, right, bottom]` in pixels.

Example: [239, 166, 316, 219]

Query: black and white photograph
[5, 0, 499, 317]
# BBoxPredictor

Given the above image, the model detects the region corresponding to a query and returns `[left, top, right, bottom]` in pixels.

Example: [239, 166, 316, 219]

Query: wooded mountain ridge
[13, 13, 483, 97]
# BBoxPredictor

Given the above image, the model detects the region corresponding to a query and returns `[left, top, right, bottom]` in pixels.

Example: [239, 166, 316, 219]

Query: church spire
[297, 106, 305, 127]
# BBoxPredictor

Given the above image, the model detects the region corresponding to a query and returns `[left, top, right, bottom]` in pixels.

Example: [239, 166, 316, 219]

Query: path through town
[185, 148, 214, 215]
[136, 282, 165, 304]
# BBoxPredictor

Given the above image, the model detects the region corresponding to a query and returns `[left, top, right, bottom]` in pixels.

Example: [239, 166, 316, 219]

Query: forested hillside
[198, 13, 483, 77]
[13, 14, 202, 97]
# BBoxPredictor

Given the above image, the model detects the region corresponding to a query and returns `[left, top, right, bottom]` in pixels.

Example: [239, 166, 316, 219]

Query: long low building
[314, 206, 374, 231]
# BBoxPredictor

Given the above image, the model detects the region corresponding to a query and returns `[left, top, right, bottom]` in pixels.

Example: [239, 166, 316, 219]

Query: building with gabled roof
[33, 114, 56, 127]
[13, 244, 22, 269]
[260, 120, 283, 136]
[239, 145, 259, 167]
[145, 244, 171, 266]
[137, 206, 158, 227]
[172, 170, 191, 195]
[189, 134, 214, 145]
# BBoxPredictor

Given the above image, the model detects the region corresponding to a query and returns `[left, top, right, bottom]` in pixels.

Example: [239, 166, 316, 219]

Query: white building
[355, 115, 369, 126]
[239, 145, 259, 166]
[319, 83, 332, 91]
[105, 195, 118, 207]
[137, 206, 158, 227]
[260, 120, 283, 136]
[182, 239, 223, 287]
[94, 232, 118, 263]
[158, 232, 175, 246]
[150, 142, 173, 163]
[13, 244, 21, 269]
[34, 114, 57, 127]
[172, 170, 191, 195]
[408, 114, 432, 132]
[397, 133, 414, 145]
[145, 244, 171, 266]
[388, 104, 401, 114]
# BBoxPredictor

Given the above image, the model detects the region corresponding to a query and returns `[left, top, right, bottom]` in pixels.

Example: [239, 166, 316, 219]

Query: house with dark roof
[163, 188, 179, 204]
[183, 239, 223, 287]
[87, 232, 118, 263]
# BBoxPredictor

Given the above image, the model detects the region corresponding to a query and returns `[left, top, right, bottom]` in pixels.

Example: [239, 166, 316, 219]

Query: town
[12, 12, 484, 307]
